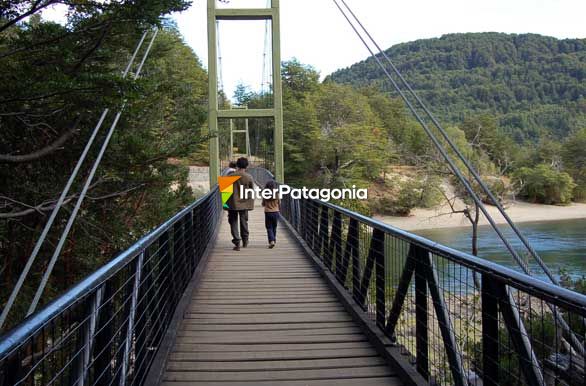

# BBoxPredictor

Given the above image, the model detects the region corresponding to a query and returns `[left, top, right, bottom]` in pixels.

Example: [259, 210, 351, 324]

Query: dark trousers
[228, 210, 249, 244]
[265, 211, 280, 242]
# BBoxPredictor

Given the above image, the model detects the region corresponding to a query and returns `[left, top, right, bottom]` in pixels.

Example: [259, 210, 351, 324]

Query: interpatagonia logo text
[241, 185, 368, 202]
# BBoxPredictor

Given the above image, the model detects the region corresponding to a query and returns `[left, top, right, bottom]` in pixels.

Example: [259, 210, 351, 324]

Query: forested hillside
[328, 33, 586, 142]
[0, 2, 208, 330]
[272, 56, 586, 216]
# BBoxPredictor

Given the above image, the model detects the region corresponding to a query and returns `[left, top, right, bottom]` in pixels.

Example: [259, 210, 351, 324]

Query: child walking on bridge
[262, 180, 280, 248]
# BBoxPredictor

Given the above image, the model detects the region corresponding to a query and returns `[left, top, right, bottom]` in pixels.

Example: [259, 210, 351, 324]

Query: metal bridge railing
[250, 167, 586, 386]
[0, 188, 221, 386]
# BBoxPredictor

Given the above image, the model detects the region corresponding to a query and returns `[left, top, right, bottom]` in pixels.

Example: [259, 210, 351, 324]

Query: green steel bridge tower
[207, 0, 284, 184]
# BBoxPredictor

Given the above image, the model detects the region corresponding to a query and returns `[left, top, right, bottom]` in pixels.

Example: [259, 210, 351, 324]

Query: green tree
[0, 8, 207, 329]
[461, 114, 515, 172]
[562, 128, 586, 201]
[514, 164, 576, 204]
[282, 58, 320, 97]
[233, 82, 254, 106]
[281, 60, 321, 182]
[311, 82, 385, 185]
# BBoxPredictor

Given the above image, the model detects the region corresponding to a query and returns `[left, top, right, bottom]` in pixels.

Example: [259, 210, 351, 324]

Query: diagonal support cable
[337, 0, 559, 289]
[332, 0, 584, 357]
[331, 0, 527, 272]
[25, 29, 159, 317]
[0, 30, 149, 331]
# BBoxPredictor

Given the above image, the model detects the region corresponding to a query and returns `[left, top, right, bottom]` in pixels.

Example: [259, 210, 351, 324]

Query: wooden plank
[174, 334, 367, 345]
[193, 289, 332, 294]
[203, 268, 320, 280]
[171, 342, 375, 353]
[177, 327, 362, 337]
[166, 357, 386, 371]
[190, 298, 339, 304]
[163, 366, 395, 382]
[187, 305, 343, 313]
[188, 300, 342, 307]
[162, 378, 401, 386]
[198, 283, 328, 288]
[200, 277, 324, 282]
[177, 322, 357, 331]
[169, 347, 379, 362]
[188, 301, 342, 307]
[204, 271, 320, 276]
[191, 294, 336, 300]
[189, 299, 338, 305]
[206, 268, 317, 273]
[187, 305, 343, 312]
[196, 284, 329, 290]
[185, 310, 345, 316]
[181, 313, 352, 324]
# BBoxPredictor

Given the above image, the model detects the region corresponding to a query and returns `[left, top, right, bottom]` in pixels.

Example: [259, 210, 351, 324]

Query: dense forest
[322, 33, 586, 207]
[328, 33, 586, 142]
[0, 1, 208, 330]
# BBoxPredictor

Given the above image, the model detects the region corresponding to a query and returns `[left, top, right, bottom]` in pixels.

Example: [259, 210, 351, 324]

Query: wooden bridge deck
[160, 202, 403, 386]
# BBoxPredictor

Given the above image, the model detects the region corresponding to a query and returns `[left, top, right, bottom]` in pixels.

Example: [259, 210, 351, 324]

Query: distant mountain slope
[327, 33, 586, 141]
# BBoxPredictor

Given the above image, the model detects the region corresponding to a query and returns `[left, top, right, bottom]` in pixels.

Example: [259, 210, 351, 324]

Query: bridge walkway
[159, 201, 403, 386]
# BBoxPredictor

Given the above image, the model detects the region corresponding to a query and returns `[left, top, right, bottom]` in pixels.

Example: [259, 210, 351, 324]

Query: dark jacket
[226, 169, 255, 211]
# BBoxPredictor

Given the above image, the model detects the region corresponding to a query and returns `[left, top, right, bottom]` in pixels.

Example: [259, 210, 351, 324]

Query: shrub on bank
[514, 164, 576, 205]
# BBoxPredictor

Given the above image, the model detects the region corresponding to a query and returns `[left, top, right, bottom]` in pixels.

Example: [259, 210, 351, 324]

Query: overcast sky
[173, 0, 586, 100]
[44, 0, 586, 100]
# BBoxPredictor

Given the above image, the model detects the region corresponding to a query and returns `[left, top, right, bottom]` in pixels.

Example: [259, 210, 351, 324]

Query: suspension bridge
[1, 1, 586, 385]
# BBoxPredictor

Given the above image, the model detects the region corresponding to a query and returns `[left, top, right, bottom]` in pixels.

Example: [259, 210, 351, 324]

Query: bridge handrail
[250, 166, 586, 385]
[0, 187, 218, 358]
[318, 199, 586, 314]
[0, 187, 221, 386]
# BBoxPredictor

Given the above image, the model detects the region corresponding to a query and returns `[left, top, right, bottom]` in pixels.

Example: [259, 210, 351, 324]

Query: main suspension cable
[261, 0, 271, 101]
[0, 30, 149, 331]
[26, 28, 159, 317]
[216, 21, 224, 94]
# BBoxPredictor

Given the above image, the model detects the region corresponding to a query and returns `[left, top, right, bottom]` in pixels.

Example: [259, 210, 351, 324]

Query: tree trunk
[472, 203, 481, 290]
[472, 202, 480, 257]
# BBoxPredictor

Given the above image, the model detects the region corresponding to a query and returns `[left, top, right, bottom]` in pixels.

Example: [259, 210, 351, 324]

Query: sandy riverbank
[375, 200, 586, 231]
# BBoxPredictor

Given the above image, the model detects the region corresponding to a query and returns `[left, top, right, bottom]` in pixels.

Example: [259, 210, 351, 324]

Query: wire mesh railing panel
[0, 188, 221, 386]
[245, 164, 586, 386]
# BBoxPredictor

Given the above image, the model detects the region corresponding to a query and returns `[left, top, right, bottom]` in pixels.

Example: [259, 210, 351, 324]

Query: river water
[415, 219, 586, 282]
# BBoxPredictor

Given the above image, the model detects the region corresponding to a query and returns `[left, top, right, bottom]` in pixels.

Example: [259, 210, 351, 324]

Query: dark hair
[264, 180, 278, 200]
[265, 180, 277, 190]
[229, 161, 237, 168]
[236, 157, 248, 169]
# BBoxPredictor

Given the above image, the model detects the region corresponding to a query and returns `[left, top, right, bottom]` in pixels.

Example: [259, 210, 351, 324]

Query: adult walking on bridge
[226, 157, 254, 251]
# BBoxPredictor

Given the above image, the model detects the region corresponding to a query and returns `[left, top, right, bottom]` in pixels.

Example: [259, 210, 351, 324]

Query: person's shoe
[242, 239, 249, 248]
[233, 244, 240, 251]
[269, 241, 275, 249]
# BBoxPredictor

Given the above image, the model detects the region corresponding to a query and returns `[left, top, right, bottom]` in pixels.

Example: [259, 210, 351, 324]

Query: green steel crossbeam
[215, 8, 275, 20]
[218, 108, 274, 118]
[207, 0, 284, 184]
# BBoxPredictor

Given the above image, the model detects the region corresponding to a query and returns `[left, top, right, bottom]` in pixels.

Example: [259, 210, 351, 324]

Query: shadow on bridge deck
[158, 201, 403, 386]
